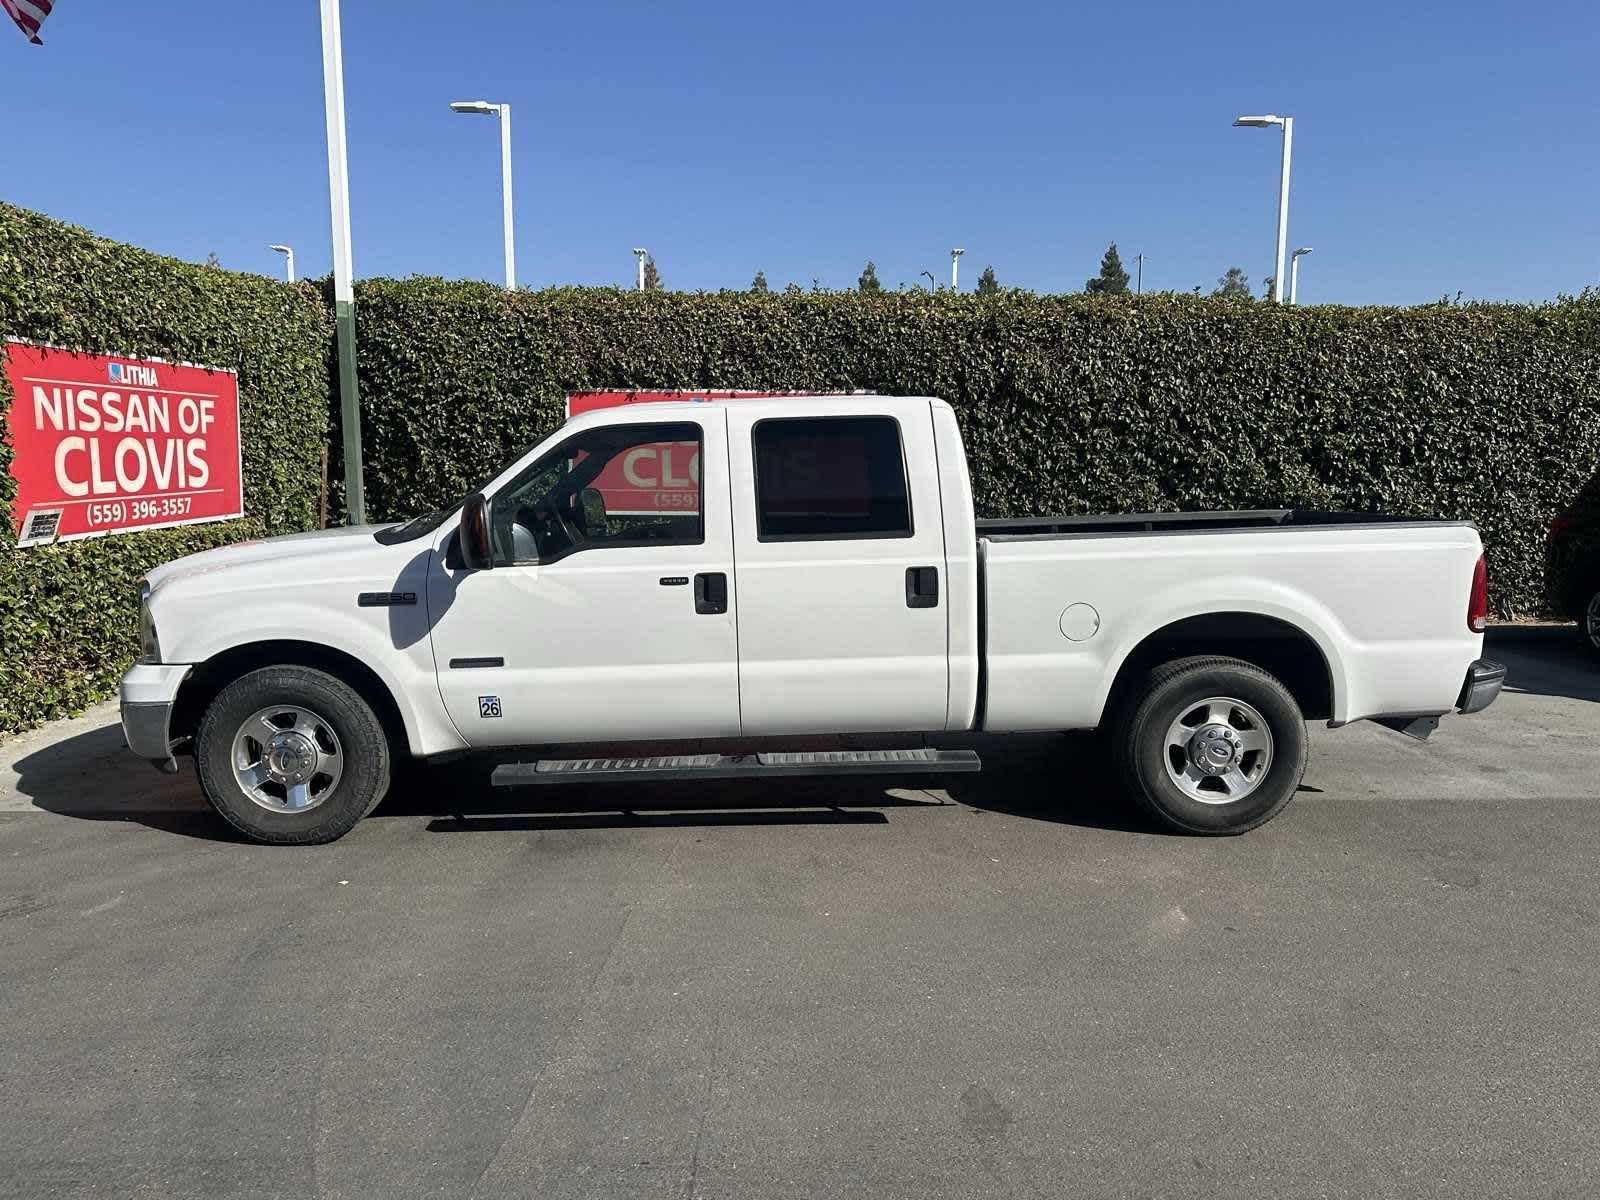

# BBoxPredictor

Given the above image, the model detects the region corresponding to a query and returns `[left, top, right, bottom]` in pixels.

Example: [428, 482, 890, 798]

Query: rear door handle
[694, 572, 728, 615]
[905, 566, 939, 608]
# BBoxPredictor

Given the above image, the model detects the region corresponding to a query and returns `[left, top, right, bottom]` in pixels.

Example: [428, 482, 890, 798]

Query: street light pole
[920, 270, 936, 294]
[1289, 246, 1313, 305]
[950, 247, 965, 290]
[450, 100, 516, 289]
[1233, 113, 1294, 304]
[269, 244, 295, 283]
[633, 248, 648, 291]
[499, 104, 515, 289]
[1135, 253, 1143, 295]
[319, 0, 365, 525]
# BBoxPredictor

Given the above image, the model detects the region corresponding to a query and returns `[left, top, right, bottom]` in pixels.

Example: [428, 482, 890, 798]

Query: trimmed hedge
[4, 205, 1597, 736]
[0, 204, 331, 734]
[347, 281, 1600, 618]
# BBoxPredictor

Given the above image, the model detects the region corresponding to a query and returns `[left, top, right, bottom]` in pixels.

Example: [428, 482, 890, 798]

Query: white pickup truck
[120, 394, 1504, 844]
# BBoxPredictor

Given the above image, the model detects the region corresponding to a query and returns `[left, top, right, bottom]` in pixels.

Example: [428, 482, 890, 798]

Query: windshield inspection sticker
[478, 696, 503, 719]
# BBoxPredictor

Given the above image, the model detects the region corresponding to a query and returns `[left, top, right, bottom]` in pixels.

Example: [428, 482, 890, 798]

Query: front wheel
[195, 665, 392, 844]
[1113, 655, 1307, 835]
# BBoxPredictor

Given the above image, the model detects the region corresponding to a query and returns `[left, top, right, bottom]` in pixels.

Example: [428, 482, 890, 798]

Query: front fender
[163, 599, 466, 757]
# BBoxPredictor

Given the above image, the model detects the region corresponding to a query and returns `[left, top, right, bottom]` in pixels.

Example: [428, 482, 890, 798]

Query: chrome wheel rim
[1585, 591, 1600, 648]
[1163, 696, 1274, 804]
[231, 704, 344, 813]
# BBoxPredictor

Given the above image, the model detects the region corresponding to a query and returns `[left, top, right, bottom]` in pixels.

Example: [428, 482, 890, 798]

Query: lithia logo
[107, 361, 160, 387]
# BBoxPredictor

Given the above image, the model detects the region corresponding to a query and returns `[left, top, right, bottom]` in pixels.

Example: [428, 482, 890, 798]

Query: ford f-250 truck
[119, 394, 1504, 844]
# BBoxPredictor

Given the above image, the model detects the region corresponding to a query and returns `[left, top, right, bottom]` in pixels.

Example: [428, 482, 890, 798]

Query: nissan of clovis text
[119, 394, 1504, 844]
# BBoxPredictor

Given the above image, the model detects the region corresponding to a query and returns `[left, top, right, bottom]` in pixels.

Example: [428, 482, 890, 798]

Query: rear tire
[195, 665, 391, 845]
[1113, 655, 1307, 835]
[1579, 584, 1600, 661]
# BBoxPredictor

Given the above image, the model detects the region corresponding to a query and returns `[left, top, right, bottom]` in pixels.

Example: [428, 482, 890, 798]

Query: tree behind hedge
[1086, 244, 1130, 294]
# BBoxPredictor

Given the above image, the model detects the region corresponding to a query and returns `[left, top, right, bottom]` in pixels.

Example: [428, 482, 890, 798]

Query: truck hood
[146, 524, 403, 593]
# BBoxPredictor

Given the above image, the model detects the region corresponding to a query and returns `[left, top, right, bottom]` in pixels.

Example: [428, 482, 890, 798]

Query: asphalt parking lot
[2, 627, 1597, 1200]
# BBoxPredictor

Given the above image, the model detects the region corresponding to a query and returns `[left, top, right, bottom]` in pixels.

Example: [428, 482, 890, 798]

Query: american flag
[2, 0, 53, 44]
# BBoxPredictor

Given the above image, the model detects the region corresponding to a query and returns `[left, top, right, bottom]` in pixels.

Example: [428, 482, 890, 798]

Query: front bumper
[118, 663, 192, 773]
[1456, 658, 1506, 715]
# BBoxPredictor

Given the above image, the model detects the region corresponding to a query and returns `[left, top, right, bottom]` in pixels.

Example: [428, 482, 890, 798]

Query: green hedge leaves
[0, 204, 331, 733]
[347, 281, 1600, 620]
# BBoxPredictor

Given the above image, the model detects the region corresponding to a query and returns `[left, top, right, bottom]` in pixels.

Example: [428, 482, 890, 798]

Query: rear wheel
[195, 665, 391, 844]
[1114, 655, 1307, 835]
[1579, 584, 1600, 660]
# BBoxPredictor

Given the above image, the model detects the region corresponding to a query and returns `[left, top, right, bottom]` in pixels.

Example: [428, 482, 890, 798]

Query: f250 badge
[478, 696, 503, 719]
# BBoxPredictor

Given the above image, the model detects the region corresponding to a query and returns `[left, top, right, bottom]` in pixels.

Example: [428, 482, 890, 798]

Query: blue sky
[2, 0, 1595, 304]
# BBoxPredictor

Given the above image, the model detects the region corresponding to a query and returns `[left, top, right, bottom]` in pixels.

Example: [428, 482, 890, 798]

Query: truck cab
[422, 395, 969, 745]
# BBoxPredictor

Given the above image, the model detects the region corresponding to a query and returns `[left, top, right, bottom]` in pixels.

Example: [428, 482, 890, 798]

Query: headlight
[138, 582, 161, 664]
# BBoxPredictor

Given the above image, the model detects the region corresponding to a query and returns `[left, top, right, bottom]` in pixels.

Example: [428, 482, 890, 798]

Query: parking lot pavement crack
[468, 836, 686, 1198]
[683, 1010, 723, 1200]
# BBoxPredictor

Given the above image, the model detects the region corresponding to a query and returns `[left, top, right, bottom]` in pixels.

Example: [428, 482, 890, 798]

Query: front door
[427, 414, 740, 746]
[725, 400, 949, 736]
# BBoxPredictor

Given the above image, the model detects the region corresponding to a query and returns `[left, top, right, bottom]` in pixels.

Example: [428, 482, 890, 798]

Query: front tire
[195, 665, 391, 845]
[1114, 655, 1307, 835]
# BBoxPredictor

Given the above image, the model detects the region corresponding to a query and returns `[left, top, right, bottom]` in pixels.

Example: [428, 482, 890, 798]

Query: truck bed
[973, 515, 1485, 733]
[977, 509, 1464, 540]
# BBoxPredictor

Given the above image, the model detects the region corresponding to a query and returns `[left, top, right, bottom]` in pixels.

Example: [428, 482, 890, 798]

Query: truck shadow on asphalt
[12, 726, 1161, 842]
[19, 623, 1584, 845]
[402, 732, 1158, 837]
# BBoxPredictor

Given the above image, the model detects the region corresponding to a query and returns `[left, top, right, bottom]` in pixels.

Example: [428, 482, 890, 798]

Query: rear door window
[751, 416, 912, 540]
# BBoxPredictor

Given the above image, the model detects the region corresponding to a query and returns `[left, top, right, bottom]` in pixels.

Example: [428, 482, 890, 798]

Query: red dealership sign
[5, 340, 244, 546]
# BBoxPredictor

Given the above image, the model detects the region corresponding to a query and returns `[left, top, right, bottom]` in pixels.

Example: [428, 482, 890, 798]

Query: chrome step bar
[491, 747, 981, 787]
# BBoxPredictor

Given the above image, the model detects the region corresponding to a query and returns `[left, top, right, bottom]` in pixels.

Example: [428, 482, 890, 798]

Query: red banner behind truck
[565, 390, 862, 515]
[4, 340, 243, 546]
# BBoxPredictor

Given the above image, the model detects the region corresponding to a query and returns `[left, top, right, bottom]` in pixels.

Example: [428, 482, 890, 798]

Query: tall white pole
[950, 248, 964, 290]
[1272, 117, 1293, 304]
[499, 103, 516, 290]
[319, 0, 365, 524]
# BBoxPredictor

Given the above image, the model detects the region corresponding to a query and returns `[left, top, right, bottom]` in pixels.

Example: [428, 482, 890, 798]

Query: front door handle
[906, 566, 939, 608]
[694, 572, 728, 615]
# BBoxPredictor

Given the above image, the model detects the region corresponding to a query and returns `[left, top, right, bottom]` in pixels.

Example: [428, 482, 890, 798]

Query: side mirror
[460, 492, 494, 570]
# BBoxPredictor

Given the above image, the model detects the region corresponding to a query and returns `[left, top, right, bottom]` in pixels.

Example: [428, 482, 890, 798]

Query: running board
[491, 748, 982, 787]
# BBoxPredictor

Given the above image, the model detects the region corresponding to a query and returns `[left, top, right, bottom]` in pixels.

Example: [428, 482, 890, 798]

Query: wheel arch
[1102, 610, 1338, 724]
[171, 640, 409, 759]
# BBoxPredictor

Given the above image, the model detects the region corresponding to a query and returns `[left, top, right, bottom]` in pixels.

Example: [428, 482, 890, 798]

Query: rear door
[725, 400, 949, 735]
